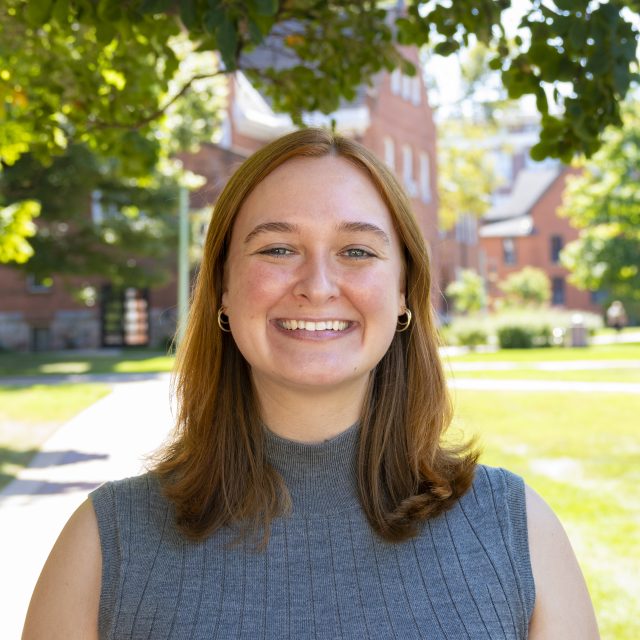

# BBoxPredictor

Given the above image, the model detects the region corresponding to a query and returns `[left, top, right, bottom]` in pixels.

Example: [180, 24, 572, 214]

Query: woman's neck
[252, 375, 369, 443]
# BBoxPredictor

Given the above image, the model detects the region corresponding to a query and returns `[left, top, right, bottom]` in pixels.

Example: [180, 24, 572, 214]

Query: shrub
[445, 270, 487, 315]
[497, 326, 533, 349]
[497, 324, 553, 349]
[498, 267, 551, 307]
[454, 327, 489, 349]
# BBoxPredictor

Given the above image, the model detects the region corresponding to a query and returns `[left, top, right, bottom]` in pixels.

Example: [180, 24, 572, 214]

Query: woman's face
[222, 155, 406, 396]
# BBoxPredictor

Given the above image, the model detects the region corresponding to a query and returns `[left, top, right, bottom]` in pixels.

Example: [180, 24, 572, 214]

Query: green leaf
[217, 16, 239, 69]
[140, 0, 173, 13]
[180, 0, 198, 30]
[25, 0, 54, 26]
[51, 0, 71, 26]
[247, 17, 265, 45]
[203, 8, 225, 34]
[434, 40, 459, 56]
[251, 0, 279, 17]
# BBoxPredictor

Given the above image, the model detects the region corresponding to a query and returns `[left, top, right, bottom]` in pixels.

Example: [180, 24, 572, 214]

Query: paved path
[0, 376, 174, 639]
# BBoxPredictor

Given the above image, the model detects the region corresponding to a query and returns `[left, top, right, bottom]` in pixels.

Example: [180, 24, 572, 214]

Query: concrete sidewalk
[0, 376, 174, 639]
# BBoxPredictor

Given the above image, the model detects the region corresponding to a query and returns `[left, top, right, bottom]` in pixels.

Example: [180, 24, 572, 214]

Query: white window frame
[390, 69, 401, 95]
[411, 76, 422, 106]
[402, 145, 418, 197]
[383, 136, 395, 170]
[419, 152, 431, 203]
[401, 74, 412, 100]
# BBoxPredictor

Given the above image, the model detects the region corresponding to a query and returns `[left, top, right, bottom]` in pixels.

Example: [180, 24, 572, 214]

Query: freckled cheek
[230, 264, 292, 314]
[344, 270, 401, 314]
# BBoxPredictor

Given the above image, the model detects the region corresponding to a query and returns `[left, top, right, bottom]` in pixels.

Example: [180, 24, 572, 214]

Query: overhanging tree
[1, 0, 639, 266]
[560, 101, 640, 305]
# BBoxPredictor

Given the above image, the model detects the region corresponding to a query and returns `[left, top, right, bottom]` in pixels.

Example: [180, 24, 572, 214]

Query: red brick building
[479, 165, 600, 312]
[0, 48, 439, 351]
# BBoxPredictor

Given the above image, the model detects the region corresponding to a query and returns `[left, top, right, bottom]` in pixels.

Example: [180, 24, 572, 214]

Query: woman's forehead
[233, 155, 396, 234]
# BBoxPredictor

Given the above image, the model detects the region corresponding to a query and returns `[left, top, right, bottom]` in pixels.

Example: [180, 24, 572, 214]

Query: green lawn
[447, 367, 640, 383]
[0, 384, 111, 490]
[451, 390, 640, 640]
[0, 349, 174, 378]
[445, 342, 640, 363]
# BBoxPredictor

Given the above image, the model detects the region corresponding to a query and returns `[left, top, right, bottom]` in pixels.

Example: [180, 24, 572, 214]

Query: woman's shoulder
[461, 463, 528, 518]
[89, 472, 162, 506]
[90, 472, 172, 549]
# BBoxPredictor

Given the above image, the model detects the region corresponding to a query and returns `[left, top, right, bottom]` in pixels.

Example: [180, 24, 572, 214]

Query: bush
[496, 325, 553, 349]
[442, 309, 604, 350]
[445, 270, 487, 315]
[453, 327, 489, 349]
[498, 267, 551, 307]
[497, 326, 533, 349]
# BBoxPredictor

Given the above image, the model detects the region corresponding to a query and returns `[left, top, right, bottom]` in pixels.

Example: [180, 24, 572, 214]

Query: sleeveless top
[90, 424, 535, 639]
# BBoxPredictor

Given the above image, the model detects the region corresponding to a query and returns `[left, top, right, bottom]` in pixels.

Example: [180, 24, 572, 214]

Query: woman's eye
[343, 248, 374, 259]
[259, 247, 293, 257]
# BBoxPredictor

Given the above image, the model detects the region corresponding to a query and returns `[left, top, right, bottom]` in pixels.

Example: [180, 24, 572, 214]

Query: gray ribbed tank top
[90, 424, 535, 639]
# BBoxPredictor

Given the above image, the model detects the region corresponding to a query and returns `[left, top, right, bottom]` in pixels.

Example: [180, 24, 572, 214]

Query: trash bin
[570, 313, 587, 347]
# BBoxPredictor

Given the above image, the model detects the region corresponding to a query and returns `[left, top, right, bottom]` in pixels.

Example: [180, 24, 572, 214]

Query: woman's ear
[398, 291, 406, 316]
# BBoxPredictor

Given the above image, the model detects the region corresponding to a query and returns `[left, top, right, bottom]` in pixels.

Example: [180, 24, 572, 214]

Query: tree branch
[87, 70, 226, 130]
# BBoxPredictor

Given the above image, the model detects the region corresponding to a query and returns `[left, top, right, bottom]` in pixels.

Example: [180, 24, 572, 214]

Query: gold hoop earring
[217, 307, 231, 333]
[396, 308, 412, 332]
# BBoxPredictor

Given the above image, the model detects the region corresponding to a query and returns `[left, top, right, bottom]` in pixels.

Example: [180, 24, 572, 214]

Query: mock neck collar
[265, 423, 361, 517]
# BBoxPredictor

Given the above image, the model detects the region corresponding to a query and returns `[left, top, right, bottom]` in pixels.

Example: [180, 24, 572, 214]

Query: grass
[444, 342, 640, 363]
[451, 390, 640, 640]
[447, 368, 640, 383]
[0, 349, 174, 378]
[0, 384, 111, 490]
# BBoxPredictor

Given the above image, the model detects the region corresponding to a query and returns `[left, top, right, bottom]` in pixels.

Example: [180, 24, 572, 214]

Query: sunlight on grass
[39, 362, 91, 374]
[0, 351, 174, 377]
[447, 368, 640, 383]
[0, 384, 111, 426]
[451, 390, 640, 640]
[445, 343, 640, 363]
[113, 356, 174, 373]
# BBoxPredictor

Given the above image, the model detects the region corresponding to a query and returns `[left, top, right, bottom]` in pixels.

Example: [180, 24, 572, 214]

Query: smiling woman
[23, 129, 599, 640]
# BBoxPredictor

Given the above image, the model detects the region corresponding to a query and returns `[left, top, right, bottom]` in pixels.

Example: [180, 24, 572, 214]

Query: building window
[402, 145, 417, 197]
[503, 238, 517, 265]
[390, 69, 401, 95]
[419, 152, 431, 203]
[411, 76, 422, 105]
[455, 214, 477, 246]
[552, 276, 566, 305]
[401, 74, 412, 100]
[31, 327, 51, 352]
[550, 235, 563, 263]
[26, 274, 53, 293]
[383, 136, 395, 170]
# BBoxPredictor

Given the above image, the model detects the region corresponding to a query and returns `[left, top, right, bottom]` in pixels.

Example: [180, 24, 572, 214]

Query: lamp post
[177, 185, 189, 345]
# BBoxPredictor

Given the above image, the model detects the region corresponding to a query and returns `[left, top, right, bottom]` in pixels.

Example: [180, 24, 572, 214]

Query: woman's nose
[292, 255, 340, 303]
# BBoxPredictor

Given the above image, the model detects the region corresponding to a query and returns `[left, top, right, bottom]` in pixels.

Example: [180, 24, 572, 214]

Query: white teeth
[280, 320, 349, 331]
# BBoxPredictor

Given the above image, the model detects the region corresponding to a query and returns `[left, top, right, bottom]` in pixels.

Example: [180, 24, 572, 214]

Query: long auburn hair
[153, 128, 478, 543]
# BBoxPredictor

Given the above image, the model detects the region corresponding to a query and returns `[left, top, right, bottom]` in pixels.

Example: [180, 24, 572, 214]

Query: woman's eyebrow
[243, 220, 390, 245]
[244, 221, 299, 244]
[337, 221, 390, 245]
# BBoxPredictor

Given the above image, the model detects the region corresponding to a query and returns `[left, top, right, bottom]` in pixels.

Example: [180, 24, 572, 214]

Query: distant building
[438, 113, 602, 316]
[479, 164, 600, 312]
[0, 47, 439, 351]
